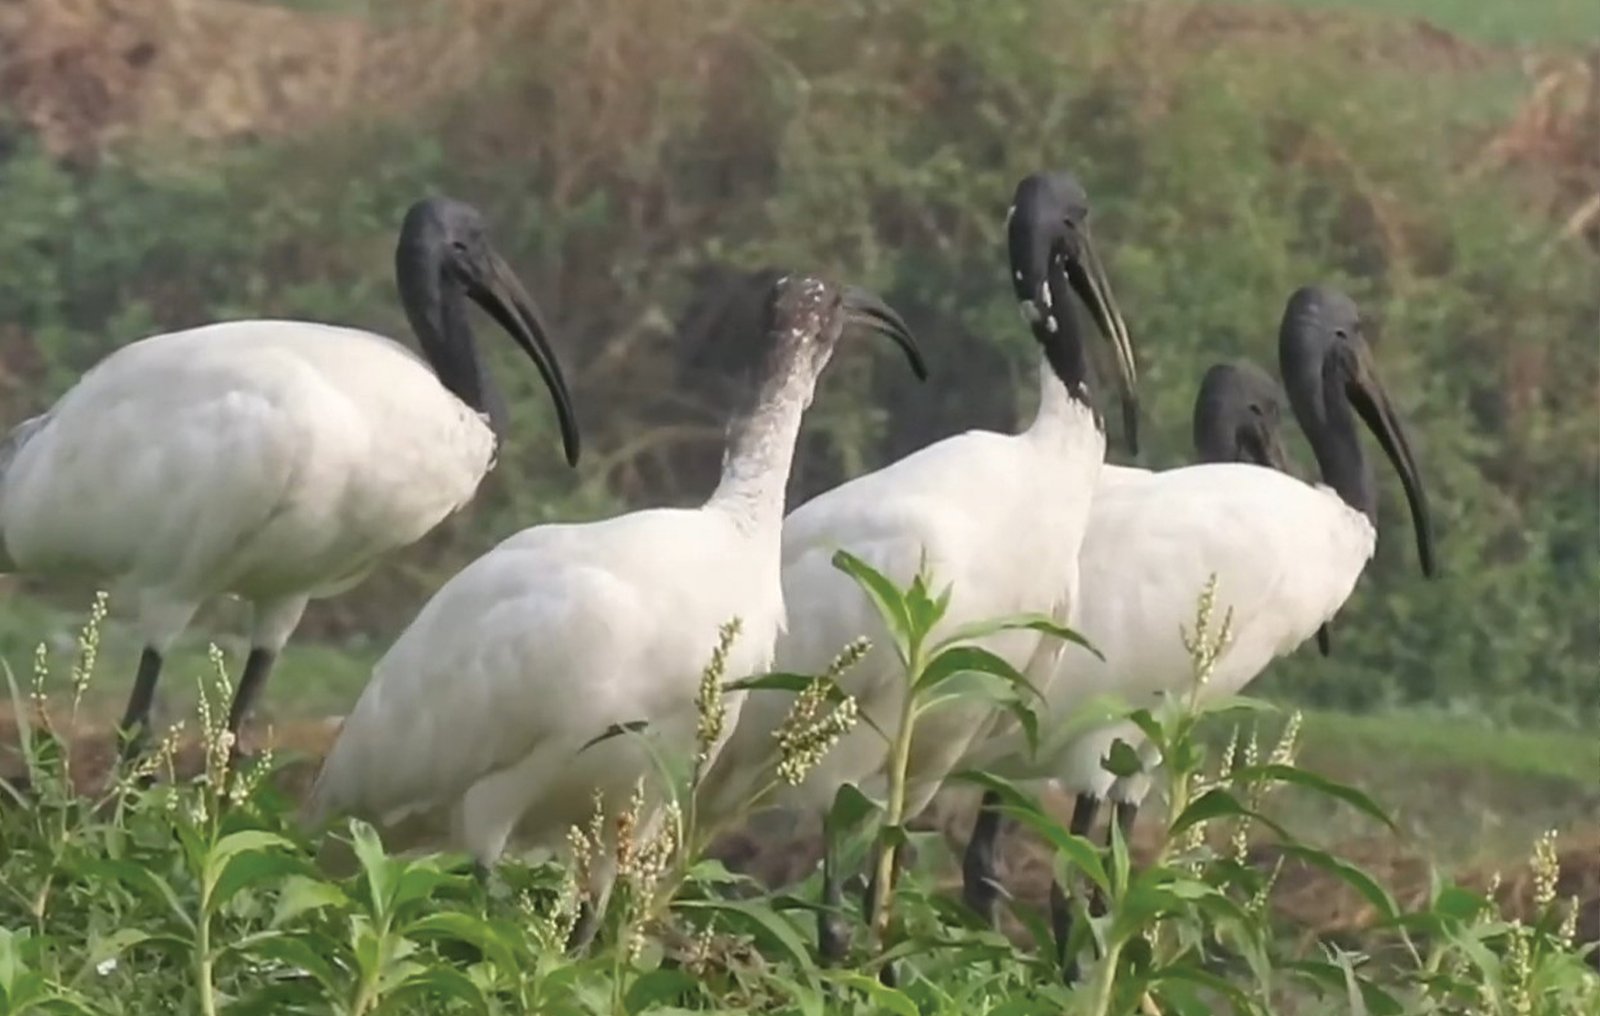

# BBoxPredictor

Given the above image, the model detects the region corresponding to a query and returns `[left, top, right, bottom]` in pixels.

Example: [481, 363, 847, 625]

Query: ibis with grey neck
[696, 171, 1139, 964]
[304, 275, 926, 938]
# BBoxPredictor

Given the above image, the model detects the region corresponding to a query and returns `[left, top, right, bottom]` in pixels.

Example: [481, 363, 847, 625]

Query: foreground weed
[0, 591, 1594, 1014]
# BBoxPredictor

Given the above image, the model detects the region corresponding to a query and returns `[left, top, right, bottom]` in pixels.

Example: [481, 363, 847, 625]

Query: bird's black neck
[1035, 267, 1093, 407]
[1307, 365, 1377, 523]
[404, 278, 507, 437]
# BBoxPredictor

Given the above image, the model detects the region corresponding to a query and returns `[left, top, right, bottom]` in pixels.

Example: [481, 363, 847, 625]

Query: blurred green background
[2, 0, 1595, 829]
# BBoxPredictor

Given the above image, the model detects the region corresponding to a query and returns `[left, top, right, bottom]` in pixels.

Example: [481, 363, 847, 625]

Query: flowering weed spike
[1558, 894, 1579, 950]
[773, 637, 866, 786]
[30, 642, 50, 730]
[1270, 710, 1303, 768]
[694, 618, 740, 780]
[1531, 829, 1559, 911]
[70, 590, 109, 709]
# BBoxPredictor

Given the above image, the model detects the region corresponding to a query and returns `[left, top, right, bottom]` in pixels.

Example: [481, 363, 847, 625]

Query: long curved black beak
[842, 286, 929, 380]
[1061, 229, 1139, 454]
[1345, 343, 1435, 577]
[470, 254, 582, 467]
[1240, 416, 1293, 475]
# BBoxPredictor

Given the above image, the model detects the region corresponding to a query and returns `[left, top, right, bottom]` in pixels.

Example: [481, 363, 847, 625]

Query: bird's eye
[451, 240, 469, 254]
[1248, 403, 1264, 416]
[1334, 328, 1349, 340]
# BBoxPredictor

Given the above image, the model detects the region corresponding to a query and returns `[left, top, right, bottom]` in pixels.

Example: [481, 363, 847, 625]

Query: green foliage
[3, 580, 1595, 1014]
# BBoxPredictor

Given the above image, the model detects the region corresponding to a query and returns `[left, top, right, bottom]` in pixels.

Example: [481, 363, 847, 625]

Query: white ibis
[0, 197, 580, 761]
[961, 286, 1435, 970]
[304, 275, 926, 937]
[696, 171, 1138, 962]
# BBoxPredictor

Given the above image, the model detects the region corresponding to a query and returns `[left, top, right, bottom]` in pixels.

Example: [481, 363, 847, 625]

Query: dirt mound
[1142, 3, 1494, 73]
[0, 0, 502, 159]
[1474, 52, 1600, 249]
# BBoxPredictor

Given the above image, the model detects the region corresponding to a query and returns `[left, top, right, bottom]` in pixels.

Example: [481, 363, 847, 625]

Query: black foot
[1050, 878, 1078, 984]
[961, 789, 1005, 928]
[116, 648, 165, 765]
[819, 829, 850, 966]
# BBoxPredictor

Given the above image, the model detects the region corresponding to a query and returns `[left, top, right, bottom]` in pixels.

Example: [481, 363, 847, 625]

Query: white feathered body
[0, 321, 494, 643]
[971, 462, 1375, 801]
[306, 505, 783, 863]
[702, 385, 1105, 825]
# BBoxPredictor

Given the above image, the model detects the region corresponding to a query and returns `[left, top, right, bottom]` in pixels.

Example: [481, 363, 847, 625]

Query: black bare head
[1278, 285, 1434, 577]
[1007, 171, 1139, 453]
[1193, 360, 1292, 472]
[395, 196, 580, 466]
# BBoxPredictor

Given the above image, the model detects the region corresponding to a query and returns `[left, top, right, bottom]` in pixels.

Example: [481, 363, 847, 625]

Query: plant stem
[1087, 938, 1126, 1016]
[869, 658, 920, 948]
[195, 909, 217, 1016]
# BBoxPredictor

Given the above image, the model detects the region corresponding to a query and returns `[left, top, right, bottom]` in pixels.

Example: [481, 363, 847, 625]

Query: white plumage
[0, 196, 580, 757]
[697, 176, 1140, 950]
[971, 462, 1375, 800]
[701, 375, 1114, 824]
[958, 287, 1434, 953]
[305, 277, 927, 895]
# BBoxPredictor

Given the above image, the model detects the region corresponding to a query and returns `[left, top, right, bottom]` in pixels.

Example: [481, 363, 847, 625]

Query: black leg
[962, 790, 1005, 928]
[1049, 877, 1073, 974]
[117, 648, 165, 762]
[818, 819, 851, 967]
[225, 648, 276, 771]
[1112, 800, 1137, 843]
[1058, 792, 1102, 984]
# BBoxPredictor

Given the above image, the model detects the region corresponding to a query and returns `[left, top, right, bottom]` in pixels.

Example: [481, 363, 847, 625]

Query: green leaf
[78, 928, 150, 985]
[934, 612, 1102, 659]
[1285, 960, 1404, 1016]
[624, 968, 701, 1010]
[903, 569, 951, 646]
[79, 858, 196, 935]
[392, 965, 489, 1013]
[913, 644, 1042, 699]
[1275, 844, 1400, 922]
[955, 771, 1109, 892]
[578, 719, 650, 754]
[0, 662, 37, 800]
[270, 875, 350, 928]
[1230, 763, 1396, 832]
[406, 912, 518, 973]
[1193, 693, 1282, 717]
[205, 830, 301, 911]
[348, 819, 396, 915]
[827, 782, 882, 839]
[392, 860, 465, 910]
[830, 549, 913, 662]
[239, 933, 343, 994]
[1103, 739, 1143, 778]
[1148, 964, 1258, 1015]
[824, 971, 919, 1016]
[725, 671, 822, 693]
[1168, 788, 1291, 842]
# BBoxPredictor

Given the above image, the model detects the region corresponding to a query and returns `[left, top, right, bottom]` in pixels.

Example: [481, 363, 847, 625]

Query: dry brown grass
[0, 0, 524, 159]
